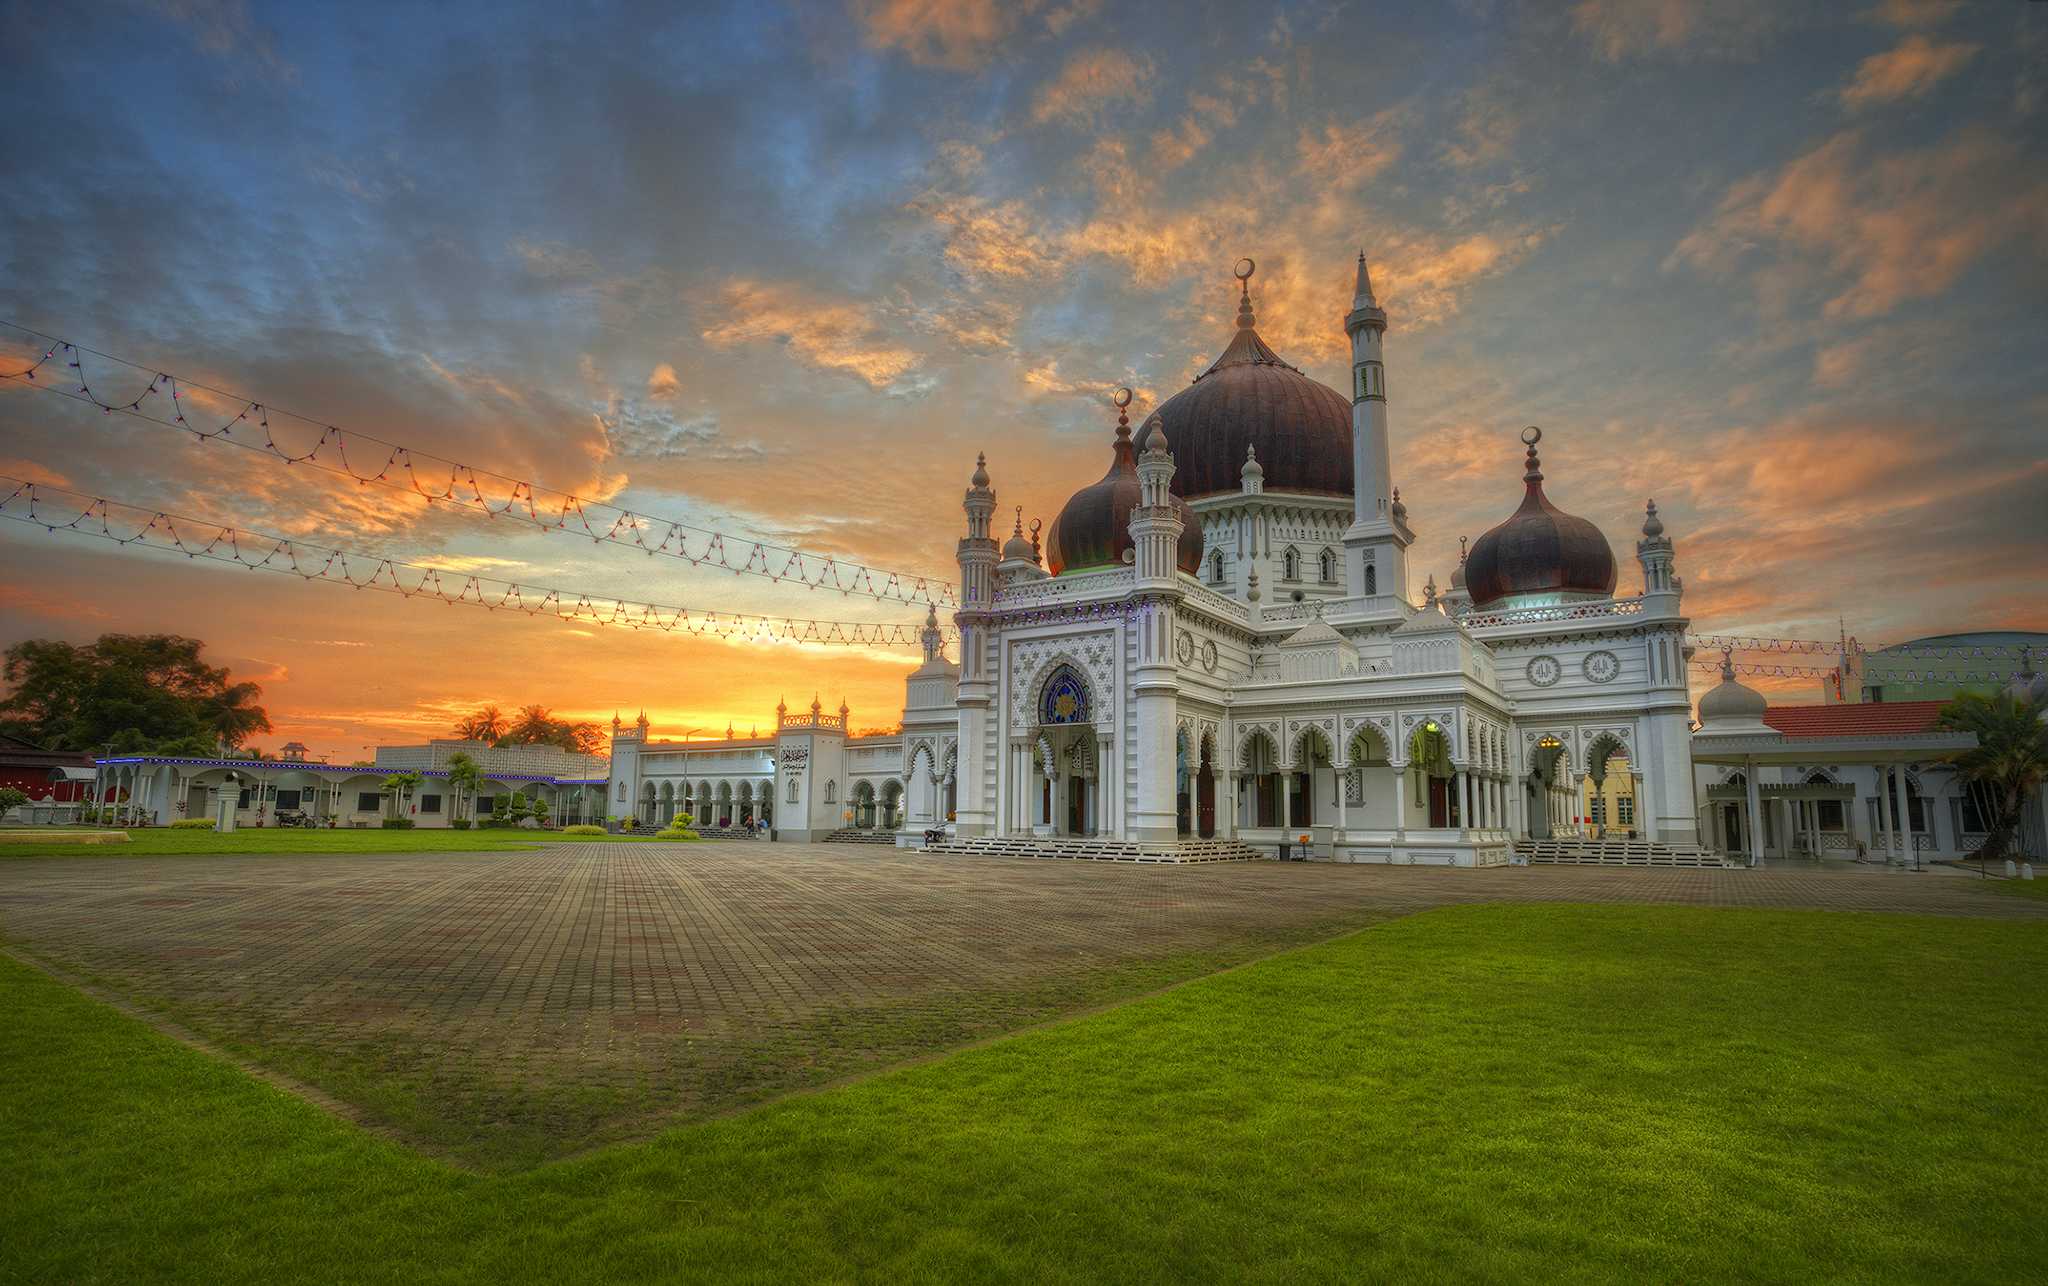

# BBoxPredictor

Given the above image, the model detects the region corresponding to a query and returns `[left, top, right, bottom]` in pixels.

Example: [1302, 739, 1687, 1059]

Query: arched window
[1364, 564, 1377, 595]
[1039, 665, 1091, 725]
[1318, 548, 1335, 583]
[616, 782, 627, 801]
[1210, 551, 1225, 583]
[1282, 547, 1300, 581]
[824, 780, 837, 803]
[787, 777, 799, 803]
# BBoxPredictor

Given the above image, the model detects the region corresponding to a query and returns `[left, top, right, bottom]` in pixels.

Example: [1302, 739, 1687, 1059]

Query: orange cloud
[1030, 49, 1153, 127]
[1668, 128, 2048, 319]
[1571, 0, 1783, 61]
[849, 0, 1027, 70]
[1295, 113, 1403, 191]
[1839, 34, 1978, 108]
[701, 280, 921, 390]
[646, 362, 681, 400]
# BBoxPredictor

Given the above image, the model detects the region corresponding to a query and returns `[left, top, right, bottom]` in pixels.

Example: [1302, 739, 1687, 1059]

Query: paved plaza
[2, 842, 2040, 1167]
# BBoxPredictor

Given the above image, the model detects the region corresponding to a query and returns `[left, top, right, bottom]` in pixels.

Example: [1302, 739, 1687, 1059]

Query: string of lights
[1687, 633, 2034, 661]
[0, 475, 959, 649]
[0, 323, 960, 608]
[1692, 659, 1835, 679]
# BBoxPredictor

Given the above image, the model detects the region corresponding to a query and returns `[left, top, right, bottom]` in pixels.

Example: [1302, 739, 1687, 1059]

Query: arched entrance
[1409, 721, 1455, 829]
[1175, 730, 1192, 836]
[1526, 736, 1570, 839]
[1033, 664, 1101, 837]
[1196, 729, 1217, 838]
[1239, 729, 1282, 828]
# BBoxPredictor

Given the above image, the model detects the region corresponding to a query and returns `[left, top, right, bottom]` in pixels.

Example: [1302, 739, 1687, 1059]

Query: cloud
[700, 280, 922, 390]
[1296, 113, 1403, 191]
[1031, 50, 1153, 127]
[146, 0, 298, 85]
[1838, 35, 1978, 109]
[1667, 128, 2048, 319]
[646, 362, 681, 401]
[850, 0, 1028, 70]
[1867, 0, 1961, 29]
[1571, 0, 1785, 61]
[905, 192, 1060, 281]
[0, 457, 75, 488]
[1812, 336, 1877, 388]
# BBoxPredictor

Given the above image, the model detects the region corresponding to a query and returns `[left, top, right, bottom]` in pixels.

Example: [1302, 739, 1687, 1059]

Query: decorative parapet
[992, 566, 1134, 608]
[1459, 596, 1646, 630]
[1177, 578, 1251, 624]
[779, 711, 847, 731]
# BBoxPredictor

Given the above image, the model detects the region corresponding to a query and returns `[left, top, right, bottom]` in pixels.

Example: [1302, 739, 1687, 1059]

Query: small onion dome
[1149, 262, 1354, 500]
[1463, 427, 1616, 609]
[1698, 652, 1769, 725]
[1642, 499, 1665, 539]
[1000, 508, 1036, 563]
[1046, 407, 1204, 576]
[970, 453, 990, 490]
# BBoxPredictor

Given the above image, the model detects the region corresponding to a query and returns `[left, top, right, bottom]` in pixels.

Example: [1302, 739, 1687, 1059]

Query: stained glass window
[1040, 666, 1091, 725]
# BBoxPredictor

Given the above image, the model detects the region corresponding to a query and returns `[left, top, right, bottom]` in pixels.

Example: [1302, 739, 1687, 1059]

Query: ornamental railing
[1458, 596, 1646, 630]
[779, 711, 846, 730]
[993, 567, 1133, 608]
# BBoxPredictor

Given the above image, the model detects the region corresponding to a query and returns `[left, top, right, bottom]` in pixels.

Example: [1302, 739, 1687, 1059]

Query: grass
[3, 903, 2043, 1283]
[0, 827, 699, 859]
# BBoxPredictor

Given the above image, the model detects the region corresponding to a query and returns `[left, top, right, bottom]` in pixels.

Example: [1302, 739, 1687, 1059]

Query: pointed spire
[776, 696, 787, 717]
[1353, 250, 1378, 308]
[1423, 573, 1439, 607]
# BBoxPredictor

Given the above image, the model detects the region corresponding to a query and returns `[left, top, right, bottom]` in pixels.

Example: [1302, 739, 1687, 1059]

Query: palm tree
[444, 752, 482, 821]
[380, 770, 424, 822]
[1937, 692, 2048, 863]
[454, 705, 508, 743]
[205, 681, 273, 748]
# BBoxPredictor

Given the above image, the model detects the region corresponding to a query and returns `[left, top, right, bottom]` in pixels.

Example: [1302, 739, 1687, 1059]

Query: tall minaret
[953, 453, 997, 836]
[1128, 401, 1185, 842]
[1341, 251, 1413, 605]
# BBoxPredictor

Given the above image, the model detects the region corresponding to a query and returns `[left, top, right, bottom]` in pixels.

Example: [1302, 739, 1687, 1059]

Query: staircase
[923, 835, 1264, 865]
[1514, 838, 1734, 869]
[824, 828, 898, 845]
[689, 825, 762, 840]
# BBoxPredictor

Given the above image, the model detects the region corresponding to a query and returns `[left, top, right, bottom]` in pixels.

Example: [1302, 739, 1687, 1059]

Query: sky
[1, 0, 2044, 760]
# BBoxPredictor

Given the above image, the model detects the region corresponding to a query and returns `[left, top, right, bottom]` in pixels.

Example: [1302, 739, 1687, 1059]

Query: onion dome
[1046, 399, 1204, 576]
[1150, 260, 1354, 500]
[1463, 427, 1616, 609]
[2006, 649, 2047, 706]
[1698, 651, 1770, 726]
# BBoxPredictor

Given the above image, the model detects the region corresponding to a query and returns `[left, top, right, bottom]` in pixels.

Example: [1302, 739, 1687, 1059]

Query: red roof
[1761, 701, 1947, 738]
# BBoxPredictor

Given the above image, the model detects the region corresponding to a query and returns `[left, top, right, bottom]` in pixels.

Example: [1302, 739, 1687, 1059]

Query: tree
[0, 786, 25, 817]
[1937, 692, 2048, 864]
[444, 751, 483, 821]
[0, 634, 271, 751]
[499, 704, 604, 755]
[380, 771, 424, 821]
[453, 705, 508, 743]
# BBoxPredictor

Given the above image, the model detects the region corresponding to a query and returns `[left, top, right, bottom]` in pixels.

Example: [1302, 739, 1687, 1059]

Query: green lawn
[0, 827, 699, 858]
[3, 904, 2042, 1283]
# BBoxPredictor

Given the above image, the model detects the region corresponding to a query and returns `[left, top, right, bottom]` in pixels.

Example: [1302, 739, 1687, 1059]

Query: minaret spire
[1341, 247, 1409, 607]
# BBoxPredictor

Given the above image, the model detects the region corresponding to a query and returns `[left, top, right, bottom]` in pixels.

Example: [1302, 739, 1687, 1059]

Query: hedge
[380, 818, 416, 829]
[169, 818, 217, 830]
[561, 824, 607, 836]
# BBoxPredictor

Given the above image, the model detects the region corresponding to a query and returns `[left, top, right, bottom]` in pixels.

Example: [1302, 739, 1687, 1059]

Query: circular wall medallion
[1200, 639, 1219, 673]
[1583, 650, 1620, 684]
[1175, 629, 1195, 666]
[1527, 655, 1562, 687]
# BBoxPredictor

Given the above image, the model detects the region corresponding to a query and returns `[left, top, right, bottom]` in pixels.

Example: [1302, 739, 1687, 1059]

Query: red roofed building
[1760, 702, 1947, 739]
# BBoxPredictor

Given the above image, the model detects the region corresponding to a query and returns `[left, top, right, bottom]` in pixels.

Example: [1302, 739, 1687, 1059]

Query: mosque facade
[843, 254, 1703, 865]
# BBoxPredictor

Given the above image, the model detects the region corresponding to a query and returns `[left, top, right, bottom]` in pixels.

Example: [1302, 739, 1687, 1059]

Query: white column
[1393, 766, 1407, 833]
[1890, 764, 1913, 865]
[1462, 773, 1475, 833]
[1336, 768, 1348, 838]
[1744, 759, 1765, 866]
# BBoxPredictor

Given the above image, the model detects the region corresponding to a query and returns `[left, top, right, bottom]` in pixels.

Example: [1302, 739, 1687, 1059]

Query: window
[616, 782, 627, 801]
[1617, 797, 1634, 825]
[1210, 551, 1225, 583]
[788, 778, 799, 803]
[1590, 797, 1606, 824]
[357, 792, 382, 812]
[824, 780, 836, 804]
[1282, 548, 1300, 581]
[1364, 564, 1377, 595]
[275, 789, 301, 810]
[1318, 549, 1335, 583]
[419, 794, 442, 814]
[237, 789, 252, 810]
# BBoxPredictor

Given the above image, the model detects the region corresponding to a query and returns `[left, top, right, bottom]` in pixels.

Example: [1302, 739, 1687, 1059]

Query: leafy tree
[0, 786, 26, 816]
[444, 751, 483, 821]
[453, 705, 508, 743]
[1937, 692, 2048, 863]
[499, 704, 604, 755]
[0, 634, 270, 751]
[380, 770, 424, 821]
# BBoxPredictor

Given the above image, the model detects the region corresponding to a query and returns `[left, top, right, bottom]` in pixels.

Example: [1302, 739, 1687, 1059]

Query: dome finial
[1642, 498, 1665, 538]
[1520, 425, 1543, 484]
[970, 452, 989, 490]
[1720, 645, 1735, 681]
[1111, 385, 1133, 443]
[1234, 257, 1256, 330]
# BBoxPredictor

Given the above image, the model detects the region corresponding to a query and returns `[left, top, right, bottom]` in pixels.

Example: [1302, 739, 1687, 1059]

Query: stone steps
[923, 835, 1263, 865]
[1515, 839, 1733, 869]
[824, 828, 898, 845]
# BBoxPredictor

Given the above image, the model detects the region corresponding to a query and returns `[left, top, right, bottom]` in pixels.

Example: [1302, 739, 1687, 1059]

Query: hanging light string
[0, 475, 961, 648]
[1687, 633, 2035, 661]
[0, 322, 959, 608]
[1692, 659, 1835, 679]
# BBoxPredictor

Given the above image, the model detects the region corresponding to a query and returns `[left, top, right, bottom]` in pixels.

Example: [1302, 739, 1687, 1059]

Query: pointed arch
[1348, 723, 1392, 766]
[1238, 727, 1279, 772]
[1292, 725, 1334, 769]
[1038, 663, 1093, 726]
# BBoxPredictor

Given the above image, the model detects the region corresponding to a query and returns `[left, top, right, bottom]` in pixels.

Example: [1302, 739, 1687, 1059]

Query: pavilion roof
[1760, 701, 1947, 738]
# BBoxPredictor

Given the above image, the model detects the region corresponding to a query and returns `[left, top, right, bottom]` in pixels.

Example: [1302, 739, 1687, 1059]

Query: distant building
[1825, 631, 2047, 704]
[0, 732, 94, 809]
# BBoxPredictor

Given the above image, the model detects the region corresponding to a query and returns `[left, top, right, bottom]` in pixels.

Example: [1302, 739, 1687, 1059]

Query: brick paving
[2, 842, 2041, 1166]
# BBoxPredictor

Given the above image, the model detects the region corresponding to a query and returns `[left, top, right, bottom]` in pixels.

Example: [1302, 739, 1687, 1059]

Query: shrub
[561, 823, 607, 836]
[169, 818, 217, 830]
[380, 818, 416, 829]
[664, 827, 701, 841]
[450, 818, 472, 830]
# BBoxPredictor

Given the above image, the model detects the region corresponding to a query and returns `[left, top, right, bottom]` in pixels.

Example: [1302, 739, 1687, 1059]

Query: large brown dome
[1046, 415, 1204, 576]
[1463, 429, 1616, 609]
[1153, 285, 1354, 500]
